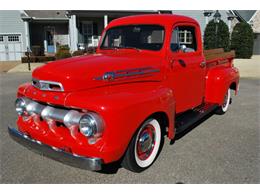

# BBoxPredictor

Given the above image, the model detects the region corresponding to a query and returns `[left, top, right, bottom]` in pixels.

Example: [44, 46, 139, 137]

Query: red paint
[15, 14, 239, 164]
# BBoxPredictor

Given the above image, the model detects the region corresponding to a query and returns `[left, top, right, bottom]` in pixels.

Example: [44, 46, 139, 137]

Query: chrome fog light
[15, 98, 28, 116]
[79, 113, 104, 138]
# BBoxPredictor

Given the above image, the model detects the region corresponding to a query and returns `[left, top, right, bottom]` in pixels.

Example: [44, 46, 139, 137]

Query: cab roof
[107, 14, 199, 28]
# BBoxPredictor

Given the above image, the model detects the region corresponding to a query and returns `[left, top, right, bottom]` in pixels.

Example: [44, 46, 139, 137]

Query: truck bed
[204, 48, 235, 68]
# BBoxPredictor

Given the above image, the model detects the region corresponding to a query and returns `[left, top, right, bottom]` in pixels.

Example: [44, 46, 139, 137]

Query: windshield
[100, 25, 165, 51]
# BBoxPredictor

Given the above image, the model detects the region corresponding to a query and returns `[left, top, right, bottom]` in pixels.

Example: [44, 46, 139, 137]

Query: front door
[168, 24, 206, 113]
[44, 26, 55, 53]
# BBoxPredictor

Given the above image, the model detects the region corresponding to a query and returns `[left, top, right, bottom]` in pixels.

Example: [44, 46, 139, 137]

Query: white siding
[0, 10, 26, 52]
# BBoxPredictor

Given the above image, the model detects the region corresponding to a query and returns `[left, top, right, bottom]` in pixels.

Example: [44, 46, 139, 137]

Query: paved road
[0, 73, 259, 183]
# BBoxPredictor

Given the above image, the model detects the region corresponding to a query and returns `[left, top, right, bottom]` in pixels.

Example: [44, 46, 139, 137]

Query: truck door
[168, 24, 206, 113]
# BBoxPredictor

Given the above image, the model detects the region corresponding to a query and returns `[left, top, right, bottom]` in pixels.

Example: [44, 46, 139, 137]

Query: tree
[204, 19, 230, 51]
[231, 22, 254, 59]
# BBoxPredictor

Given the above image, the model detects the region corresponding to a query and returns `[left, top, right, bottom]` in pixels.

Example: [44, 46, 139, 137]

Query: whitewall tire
[216, 88, 231, 115]
[122, 118, 163, 172]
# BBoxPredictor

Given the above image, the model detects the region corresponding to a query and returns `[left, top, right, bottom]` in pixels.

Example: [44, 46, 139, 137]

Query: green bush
[86, 47, 96, 54]
[21, 56, 55, 63]
[55, 51, 72, 59]
[231, 22, 254, 59]
[204, 19, 230, 51]
[72, 50, 85, 56]
[55, 45, 72, 60]
[58, 45, 70, 51]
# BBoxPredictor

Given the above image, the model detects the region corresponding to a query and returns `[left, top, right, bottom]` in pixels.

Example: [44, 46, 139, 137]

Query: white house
[0, 10, 259, 62]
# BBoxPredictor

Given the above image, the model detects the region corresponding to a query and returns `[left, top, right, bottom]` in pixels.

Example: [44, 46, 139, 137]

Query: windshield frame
[99, 24, 166, 52]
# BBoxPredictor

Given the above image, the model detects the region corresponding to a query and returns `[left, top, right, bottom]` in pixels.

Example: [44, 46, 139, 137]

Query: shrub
[36, 56, 56, 62]
[22, 56, 35, 63]
[204, 19, 230, 51]
[86, 47, 97, 54]
[55, 45, 72, 60]
[55, 51, 72, 59]
[58, 45, 70, 51]
[72, 50, 85, 56]
[231, 22, 254, 59]
[21, 56, 55, 63]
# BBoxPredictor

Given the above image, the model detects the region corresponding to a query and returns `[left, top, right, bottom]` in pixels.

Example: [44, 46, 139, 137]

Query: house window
[8, 35, 20, 42]
[171, 26, 197, 52]
[179, 30, 193, 44]
[82, 22, 93, 44]
[0, 36, 3, 42]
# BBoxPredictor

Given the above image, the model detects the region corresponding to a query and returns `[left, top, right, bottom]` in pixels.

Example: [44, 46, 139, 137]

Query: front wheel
[215, 88, 231, 115]
[121, 118, 163, 172]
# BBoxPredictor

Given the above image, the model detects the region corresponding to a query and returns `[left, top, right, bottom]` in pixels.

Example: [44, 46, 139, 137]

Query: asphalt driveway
[0, 73, 259, 183]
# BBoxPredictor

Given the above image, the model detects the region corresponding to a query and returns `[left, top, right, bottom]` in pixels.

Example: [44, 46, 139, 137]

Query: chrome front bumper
[8, 126, 103, 171]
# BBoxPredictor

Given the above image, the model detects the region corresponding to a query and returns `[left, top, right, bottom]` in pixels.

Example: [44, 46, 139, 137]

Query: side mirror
[179, 45, 187, 53]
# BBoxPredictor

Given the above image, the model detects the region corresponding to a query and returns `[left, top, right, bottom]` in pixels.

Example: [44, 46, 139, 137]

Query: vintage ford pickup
[9, 14, 239, 172]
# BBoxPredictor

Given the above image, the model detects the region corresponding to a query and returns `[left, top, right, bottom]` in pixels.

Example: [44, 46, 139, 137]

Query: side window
[170, 26, 197, 53]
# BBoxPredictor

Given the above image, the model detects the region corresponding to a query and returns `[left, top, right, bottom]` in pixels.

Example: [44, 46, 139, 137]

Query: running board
[175, 104, 218, 134]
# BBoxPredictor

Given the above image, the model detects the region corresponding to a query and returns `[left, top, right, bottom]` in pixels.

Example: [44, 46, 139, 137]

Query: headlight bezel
[79, 112, 104, 138]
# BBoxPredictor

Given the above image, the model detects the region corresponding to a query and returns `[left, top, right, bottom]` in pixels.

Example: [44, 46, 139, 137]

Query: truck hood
[32, 51, 163, 92]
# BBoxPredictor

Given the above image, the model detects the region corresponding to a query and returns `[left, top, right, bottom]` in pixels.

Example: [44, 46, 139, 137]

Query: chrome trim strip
[94, 66, 160, 81]
[32, 79, 64, 92]
[8, 126, 103, 171]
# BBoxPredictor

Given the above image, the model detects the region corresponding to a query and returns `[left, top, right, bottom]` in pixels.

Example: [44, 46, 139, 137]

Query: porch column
[69, 15, 78, 52]
[24, 21, 30, 51]
[227, 14, 236, 33]
[228, 20, 232, 32]
[205, 16, 209, 25]
[104, 15, 108, 28]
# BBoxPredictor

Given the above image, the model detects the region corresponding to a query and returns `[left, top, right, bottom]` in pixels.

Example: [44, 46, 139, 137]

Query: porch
[29, 21, 69, 55]
[22, 10, 161, 54]
[68, 10, 159, 51]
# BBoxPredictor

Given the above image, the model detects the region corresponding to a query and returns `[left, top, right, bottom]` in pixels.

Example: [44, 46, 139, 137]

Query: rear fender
[205, 67, 239, 105]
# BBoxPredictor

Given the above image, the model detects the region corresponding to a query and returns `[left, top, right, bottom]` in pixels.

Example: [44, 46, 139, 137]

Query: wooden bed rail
[204, 48, 235, 62]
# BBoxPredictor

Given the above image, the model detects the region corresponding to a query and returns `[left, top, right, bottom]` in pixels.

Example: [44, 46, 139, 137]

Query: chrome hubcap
[137, 124, 155, 160]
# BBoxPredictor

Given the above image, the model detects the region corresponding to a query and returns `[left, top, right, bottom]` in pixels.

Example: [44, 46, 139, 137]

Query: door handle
[200, 61, 206, 68]
[178, 59, 186, 67]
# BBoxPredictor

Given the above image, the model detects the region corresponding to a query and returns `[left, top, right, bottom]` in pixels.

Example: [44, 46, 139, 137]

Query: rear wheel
[215, 88, 231, 115]
[121, 118, 163, 172]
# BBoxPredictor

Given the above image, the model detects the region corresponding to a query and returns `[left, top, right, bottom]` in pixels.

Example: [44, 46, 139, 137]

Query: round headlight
[79, 113, 104, 138]
[15, 98, 27, 116]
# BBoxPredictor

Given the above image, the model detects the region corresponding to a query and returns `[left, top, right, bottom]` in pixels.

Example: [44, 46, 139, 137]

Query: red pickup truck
[9, 14, 239, 172]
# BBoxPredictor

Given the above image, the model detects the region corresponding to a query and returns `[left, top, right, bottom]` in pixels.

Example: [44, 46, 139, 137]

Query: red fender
[205, 66, 239, 105]
[65, 82, 175, 163]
